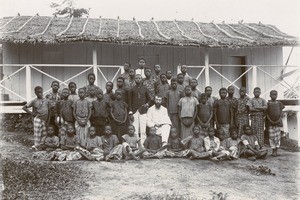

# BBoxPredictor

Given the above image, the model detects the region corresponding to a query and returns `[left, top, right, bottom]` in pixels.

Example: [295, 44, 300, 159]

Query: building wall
[2, 42, 283, 101]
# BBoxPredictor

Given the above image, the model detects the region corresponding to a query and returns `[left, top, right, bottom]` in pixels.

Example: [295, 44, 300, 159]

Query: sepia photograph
[0, 0, 299, 199]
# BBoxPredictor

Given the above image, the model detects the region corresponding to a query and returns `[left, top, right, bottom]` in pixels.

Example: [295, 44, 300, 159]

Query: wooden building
[0, 15, 298, 101]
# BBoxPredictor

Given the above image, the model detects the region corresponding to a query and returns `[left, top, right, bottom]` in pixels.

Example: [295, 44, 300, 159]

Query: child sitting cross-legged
[220, 127, 241, 160]
[164, 127, 189, 158]
[101, 125, 123, 161]
[122, 125, 145, 160]
[142, 127, 167, 159]
[240, 124, 268, 161]
[39, 125, 60, 151]
[204, 127, 228, 161]
[60, 124, 78, 150]
[76, 126, 104, 161]
[185, 126, 211, 160]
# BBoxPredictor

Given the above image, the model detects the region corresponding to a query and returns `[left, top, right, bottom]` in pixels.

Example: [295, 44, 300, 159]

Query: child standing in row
[214, 88, 232, 139]
[23, 86, 50, 149]
[73, 88, 92, 147]
[178, 85, 199, 139]
[266, 90, 285, 156]
[197, 93, 213, 136]
[165, 78, 181, 131]
[236, 87, 250, 137]
[110, 89, 129, 142]
[57, 88, 74, 127]
[91, 89, 110, 136]
[247, 87, 267, 147]
[68, 82, 79, 102]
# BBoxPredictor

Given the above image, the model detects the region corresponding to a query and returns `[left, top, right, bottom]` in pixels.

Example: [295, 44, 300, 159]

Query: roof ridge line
[213, 22, 253, 43]
[56, 16, 74, 37]
[134, 19, 145, 39]
[78, 17, 89, 36]
[0, 15, 35, 34]
[96, 17, 102, 37]
[152, 20, 171, 40]
[173, 20, 198, 42]
[117, 17, 120, 37]
[30, 16, 55, 37]
[0, 16, 17, 30]
[224, 23, 253, 39]
[193, 21, 218, 42]
[242, 23, 287, 40]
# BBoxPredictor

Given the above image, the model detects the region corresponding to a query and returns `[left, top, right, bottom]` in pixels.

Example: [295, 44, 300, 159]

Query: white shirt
[146, 105, 171, 127]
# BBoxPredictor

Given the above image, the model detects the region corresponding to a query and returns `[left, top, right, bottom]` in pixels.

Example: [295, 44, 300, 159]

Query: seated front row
[35, 122, 267, 162]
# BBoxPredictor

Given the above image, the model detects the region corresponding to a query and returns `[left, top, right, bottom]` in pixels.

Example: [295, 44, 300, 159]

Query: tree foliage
[50, 0, 90, 17]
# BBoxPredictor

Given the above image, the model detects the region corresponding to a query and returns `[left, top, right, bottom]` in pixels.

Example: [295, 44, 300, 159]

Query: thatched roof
[0, 15, 298, 47]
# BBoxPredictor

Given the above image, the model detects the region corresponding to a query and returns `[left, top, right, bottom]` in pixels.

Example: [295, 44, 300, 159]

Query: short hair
[208, 127, 215, 133]
[270, 90, 278, 94]
[115, 89, 123, 94]
[160, 73, 167, 78]
[193, 125, 201, 131]
[62, 88, 70, 92]
[219, 87, 227, 93]
[138, 57, 146, 62]
[34, 86, 43, 92]
[189, 78, 198, 84]
[254, 87, 261, 91]
[185, 85, 192, 89]
[177, 73, 184, 78]
[106, 81, 113, 86]
[171, 78, 177, 82]
[47, 124, 55, 130]
[78, 87, 86, 92]
[240, 86, 246, 91]
[166, 70, 172, 73]
[124, 61, 131, 67]
[51, 80, 59, 86]
[95, 89, 103, 95]
[229, 126, 238, 134]
[128, 124, 135, 130]
[117, 76, 125, 82]
[243, 124, 251, 131]
[227, 85, 234, 90]
[205, 86, 212, 91]
[200, 93, 207, 99]
[87, 73, 95, 79]
[68, 82, 76, 88]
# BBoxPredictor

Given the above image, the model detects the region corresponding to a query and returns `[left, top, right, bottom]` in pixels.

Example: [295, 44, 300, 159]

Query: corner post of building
[92, 43, 98, 86]
[204, 49, 210, 87]
[252, 65, 257, 92]
[25, 65, 32, 102]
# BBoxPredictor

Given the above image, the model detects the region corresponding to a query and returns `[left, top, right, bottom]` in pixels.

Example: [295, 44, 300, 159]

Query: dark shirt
[168, 137, 183, 151]
[214, 99, 231, 124]
[57, 99, 74, 122]
[129, 85, 151, 113]
[92, 100, 110, 120]
[144, 135, 162, 150]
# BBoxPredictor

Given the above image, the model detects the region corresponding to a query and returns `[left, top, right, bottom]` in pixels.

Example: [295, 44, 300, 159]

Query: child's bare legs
[189, 150, 210, 160]
[211, 151, 227, 161]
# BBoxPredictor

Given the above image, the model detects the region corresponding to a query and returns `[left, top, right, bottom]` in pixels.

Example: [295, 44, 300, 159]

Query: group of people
[23, 58, 285, 162]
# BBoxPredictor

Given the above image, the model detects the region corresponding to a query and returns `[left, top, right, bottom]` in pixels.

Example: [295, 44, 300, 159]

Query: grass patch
[2, 158, 89, 200]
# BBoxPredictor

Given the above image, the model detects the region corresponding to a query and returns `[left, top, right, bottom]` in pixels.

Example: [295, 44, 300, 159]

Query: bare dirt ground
[0, 131, 299, 200]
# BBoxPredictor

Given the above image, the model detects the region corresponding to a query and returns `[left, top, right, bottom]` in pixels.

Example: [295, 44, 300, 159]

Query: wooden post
[252, 65, 257, 93]
[205, 49, 210, 86]
[25, 65, 31, 102]
[92, 43, 98, 86]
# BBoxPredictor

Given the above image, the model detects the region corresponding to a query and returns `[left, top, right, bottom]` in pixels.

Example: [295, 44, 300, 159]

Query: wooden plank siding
[2, 42, 283, 101]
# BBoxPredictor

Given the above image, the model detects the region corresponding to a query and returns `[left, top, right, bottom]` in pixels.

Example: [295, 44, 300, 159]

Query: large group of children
[23, 58, 285, 162]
